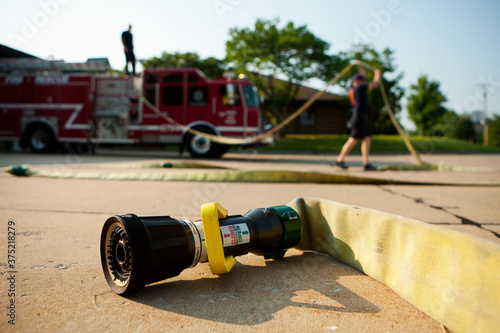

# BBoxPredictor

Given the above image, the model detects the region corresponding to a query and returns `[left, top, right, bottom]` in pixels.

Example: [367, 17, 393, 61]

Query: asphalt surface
[1, 149, 499, 332]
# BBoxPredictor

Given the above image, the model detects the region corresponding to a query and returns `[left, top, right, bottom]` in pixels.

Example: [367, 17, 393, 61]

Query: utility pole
[482, 84, 489, 146]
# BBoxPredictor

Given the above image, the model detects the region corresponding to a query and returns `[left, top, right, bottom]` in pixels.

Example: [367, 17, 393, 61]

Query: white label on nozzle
[220, 224, 250, 247]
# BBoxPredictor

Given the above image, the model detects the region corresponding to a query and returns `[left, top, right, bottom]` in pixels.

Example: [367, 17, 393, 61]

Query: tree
[431, 110, 475, 140]
[225, 18, 342, 123]
[142, 52, 224, 78]
[407, 75, 447, 136]
[339, 44, 405, 134]
[488, 115, 500, 147]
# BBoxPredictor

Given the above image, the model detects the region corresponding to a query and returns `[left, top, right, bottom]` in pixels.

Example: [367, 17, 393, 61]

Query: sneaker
[364, 163, 377, 171]
[335, 161, 349, 169]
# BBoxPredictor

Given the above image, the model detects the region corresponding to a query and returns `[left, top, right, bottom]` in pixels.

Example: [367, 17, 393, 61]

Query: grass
[262, 134, 500, 154]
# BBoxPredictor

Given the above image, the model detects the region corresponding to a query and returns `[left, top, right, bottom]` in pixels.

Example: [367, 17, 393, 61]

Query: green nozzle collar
[272, 205, 302, 250]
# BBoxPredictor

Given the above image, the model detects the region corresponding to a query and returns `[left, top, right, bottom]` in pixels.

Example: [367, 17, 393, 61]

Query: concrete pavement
[1, 150, 499, 332]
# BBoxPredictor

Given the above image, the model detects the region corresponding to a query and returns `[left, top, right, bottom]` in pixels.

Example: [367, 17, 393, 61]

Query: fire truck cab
[0, 57, 267, 158]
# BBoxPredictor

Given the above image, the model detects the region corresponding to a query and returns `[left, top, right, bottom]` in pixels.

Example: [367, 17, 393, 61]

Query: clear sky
[1, 0, 499, 129]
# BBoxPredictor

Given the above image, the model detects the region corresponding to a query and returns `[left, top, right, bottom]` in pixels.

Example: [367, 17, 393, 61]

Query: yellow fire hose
[290, 197, 500, 333]
[357, 60, 425, 166]
[142, 62, 426, 165]
[5, 165, 500, 186]
[141, 64, 357, 146]
[99, 197, 500, 332]
[4, 63, 496, 331]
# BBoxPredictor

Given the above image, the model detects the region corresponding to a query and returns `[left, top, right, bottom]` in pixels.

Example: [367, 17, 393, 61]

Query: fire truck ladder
[0, 57, 111, 74]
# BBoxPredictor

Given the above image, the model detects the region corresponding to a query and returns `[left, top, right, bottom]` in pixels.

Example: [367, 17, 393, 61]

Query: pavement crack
[454, 214, 500, 238]
[378, 186, 500, 239]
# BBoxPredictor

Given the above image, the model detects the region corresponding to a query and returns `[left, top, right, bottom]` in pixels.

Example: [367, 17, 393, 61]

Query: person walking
[121, 25, 136, 76]
[335, 61, 381, 170]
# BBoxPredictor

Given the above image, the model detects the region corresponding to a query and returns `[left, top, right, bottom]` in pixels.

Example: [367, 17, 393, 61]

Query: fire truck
[0, 57, 267, 158]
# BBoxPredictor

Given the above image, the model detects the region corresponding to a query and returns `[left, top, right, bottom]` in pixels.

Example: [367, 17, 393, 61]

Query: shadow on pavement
[126, 252, 379, 325]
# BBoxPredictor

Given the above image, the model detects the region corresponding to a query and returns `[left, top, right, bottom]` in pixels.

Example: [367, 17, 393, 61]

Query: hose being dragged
[143, 61, 426, 166]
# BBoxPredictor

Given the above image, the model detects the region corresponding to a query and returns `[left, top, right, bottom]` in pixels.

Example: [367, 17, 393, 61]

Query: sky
[1, 0, 500, 130]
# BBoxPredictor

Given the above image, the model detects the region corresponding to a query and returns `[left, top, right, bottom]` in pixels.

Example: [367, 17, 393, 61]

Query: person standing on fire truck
[121, 25, 136, 76]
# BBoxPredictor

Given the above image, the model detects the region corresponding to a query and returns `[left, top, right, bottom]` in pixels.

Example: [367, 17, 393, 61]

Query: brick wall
[282, 101, 350, 135]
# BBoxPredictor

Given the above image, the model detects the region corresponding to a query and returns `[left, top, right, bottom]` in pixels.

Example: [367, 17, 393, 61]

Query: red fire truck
[0, 58, 267, 157]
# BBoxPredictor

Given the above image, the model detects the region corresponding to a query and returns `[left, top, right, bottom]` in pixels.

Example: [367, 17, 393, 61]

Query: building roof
[256, 73, 343, 101]
[0, 44, 39, 58]
[295, 83, 341, 101]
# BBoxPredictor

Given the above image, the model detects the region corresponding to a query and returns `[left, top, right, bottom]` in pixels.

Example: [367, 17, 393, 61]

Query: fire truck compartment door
[93, 97, 129, 140]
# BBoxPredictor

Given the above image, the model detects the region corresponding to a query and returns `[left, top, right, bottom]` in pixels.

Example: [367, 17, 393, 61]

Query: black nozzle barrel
[100, 206, 301, 294]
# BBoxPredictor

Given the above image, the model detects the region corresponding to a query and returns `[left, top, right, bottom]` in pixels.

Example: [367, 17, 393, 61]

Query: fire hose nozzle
[100, 203, 301, 295]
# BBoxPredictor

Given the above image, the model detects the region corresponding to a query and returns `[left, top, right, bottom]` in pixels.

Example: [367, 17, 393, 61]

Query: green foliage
[407, 75, 447, 136]
[488, 115, 500, 147]
[142, 52, 224, 78]
[225, 18, 342, 122]
[140, 24, 408, 140]
[339, 44, 405, 135]
[431, 110, 475, 141]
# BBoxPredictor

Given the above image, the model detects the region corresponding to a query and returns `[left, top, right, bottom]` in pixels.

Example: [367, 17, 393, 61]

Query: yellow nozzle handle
[201, 202, 236, 275]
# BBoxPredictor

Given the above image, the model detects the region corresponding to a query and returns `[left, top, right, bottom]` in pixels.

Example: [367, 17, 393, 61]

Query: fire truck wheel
[185, 126, 227, 158]
[26, 125, 57, 153]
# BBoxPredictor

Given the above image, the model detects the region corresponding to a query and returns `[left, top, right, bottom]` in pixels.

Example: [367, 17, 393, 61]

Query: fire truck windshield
[243, 85, 260, 107]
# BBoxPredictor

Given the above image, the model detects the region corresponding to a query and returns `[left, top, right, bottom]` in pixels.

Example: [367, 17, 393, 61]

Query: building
[275, 81, 351, 135]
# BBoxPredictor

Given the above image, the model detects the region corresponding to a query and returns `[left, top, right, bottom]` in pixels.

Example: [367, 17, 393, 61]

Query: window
[188, 74, 199, 83]
[299, 110, 316, 127]
[162, 86, 183, 105]
[243, 85, 260, 107]
[144, 74, 159, 84]
[188, 86, 208, 106]
[145, 87, 156, 105]
[163, 74, 183, 83]
[219, 84, 240, 106]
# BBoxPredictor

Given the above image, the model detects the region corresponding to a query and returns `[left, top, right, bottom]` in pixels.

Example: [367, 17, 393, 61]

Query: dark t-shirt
[349, 84, 370, 138]
[122, 31, 133, 50]
[351, 83, 368, 118]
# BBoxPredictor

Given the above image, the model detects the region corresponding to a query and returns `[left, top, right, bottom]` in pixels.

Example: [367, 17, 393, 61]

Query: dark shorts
[350, 116, 370, 139]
